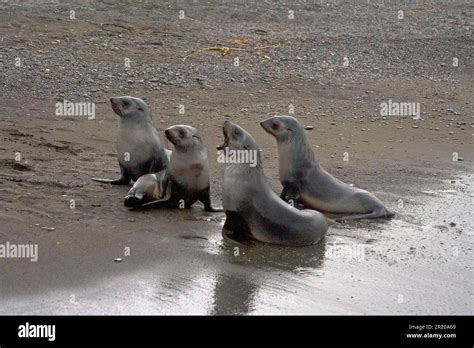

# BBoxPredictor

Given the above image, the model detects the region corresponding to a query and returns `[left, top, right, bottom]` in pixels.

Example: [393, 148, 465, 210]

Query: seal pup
[92, 96, 169, 185]
[260, 115, 394, 221]
[217, 120, 328, 246]
[124, 125, 222, 212]
[123, 170, 169, 208]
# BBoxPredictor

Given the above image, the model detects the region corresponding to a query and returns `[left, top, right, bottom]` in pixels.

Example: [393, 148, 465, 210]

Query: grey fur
[260, 115, 395, 221]
[219, 120, 328, 246]
[92, 96, 168, 185]
[124, 125, 222, 212]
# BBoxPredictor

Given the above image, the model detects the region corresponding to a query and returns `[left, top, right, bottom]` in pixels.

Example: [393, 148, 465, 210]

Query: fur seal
[217, 120, 328, 246]
[92, 96, 169, 185]
[260, 115, 394, 221]
[123, 170, 169, 208]
[124, 125, 222, 212]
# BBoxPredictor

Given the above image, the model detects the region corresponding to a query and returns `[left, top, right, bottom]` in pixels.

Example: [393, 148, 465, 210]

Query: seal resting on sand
[260, 115, 394, 221]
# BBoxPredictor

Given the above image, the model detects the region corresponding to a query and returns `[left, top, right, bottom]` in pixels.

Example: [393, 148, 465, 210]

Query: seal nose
[124, 195, 141, 208]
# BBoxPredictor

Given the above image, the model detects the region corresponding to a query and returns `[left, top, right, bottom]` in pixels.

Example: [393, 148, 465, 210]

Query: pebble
[304, 126, 314, 130]
[114, 258, 123, 262]
[128, 218, 136, 222]
[41, 227, 55, 231]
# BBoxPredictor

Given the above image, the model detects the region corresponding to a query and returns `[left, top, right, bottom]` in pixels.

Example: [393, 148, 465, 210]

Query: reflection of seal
[260, 115, 395, 221]
[218, 120, 328, 246]
[92, 96, 169, 185]
[124, 125, 222, 212]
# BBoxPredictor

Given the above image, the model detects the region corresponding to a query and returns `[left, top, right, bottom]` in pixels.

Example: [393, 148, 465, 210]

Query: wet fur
[92, 97, 168, 185]
[125, 125, 221, 212]
[221, 121, 328, 246]
[261, 115, 394, 221]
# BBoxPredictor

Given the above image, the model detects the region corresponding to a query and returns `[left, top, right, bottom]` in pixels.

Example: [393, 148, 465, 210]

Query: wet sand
[0, 0, 472, 314]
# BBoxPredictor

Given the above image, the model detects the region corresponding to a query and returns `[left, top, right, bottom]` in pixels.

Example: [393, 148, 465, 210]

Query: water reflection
[210, 237, 327, 315]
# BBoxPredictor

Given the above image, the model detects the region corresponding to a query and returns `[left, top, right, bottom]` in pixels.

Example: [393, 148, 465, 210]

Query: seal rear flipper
[199, 187, 223, 212]
[92, 163, 131, 185]
[383, 209, 395, 219]
[335, 208, 395, 222]
[222, 211, 253, 244]
[91, 176, 130, 185]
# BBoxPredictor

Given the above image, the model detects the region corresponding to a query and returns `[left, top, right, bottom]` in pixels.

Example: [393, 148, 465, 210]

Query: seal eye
[179, 129, 185, 137]
[122, 100, 130, 107]
[271, 122, 279, 130]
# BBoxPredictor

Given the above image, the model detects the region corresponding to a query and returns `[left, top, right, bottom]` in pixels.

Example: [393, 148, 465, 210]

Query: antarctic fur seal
[124, 125, 221, 212]
[218, 120, 328, 246]
[260, 115, 394, 221]
[92, 96, 169, 185]
[123, 170, 169, 208]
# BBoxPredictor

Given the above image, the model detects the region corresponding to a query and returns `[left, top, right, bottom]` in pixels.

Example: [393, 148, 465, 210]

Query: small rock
[449, 222, 456, 227]
[114, 258, 123, 262]
[304, 126, 314, 130]
[128, 218, 136, 222]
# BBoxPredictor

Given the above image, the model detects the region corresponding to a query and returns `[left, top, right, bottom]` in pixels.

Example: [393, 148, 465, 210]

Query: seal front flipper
[280, 182, 305, 209]
[91, 177, 130, 185]
[199, 187, 223, 212]
[222, 211, 253, 244]
[335, 208, 395, 222]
